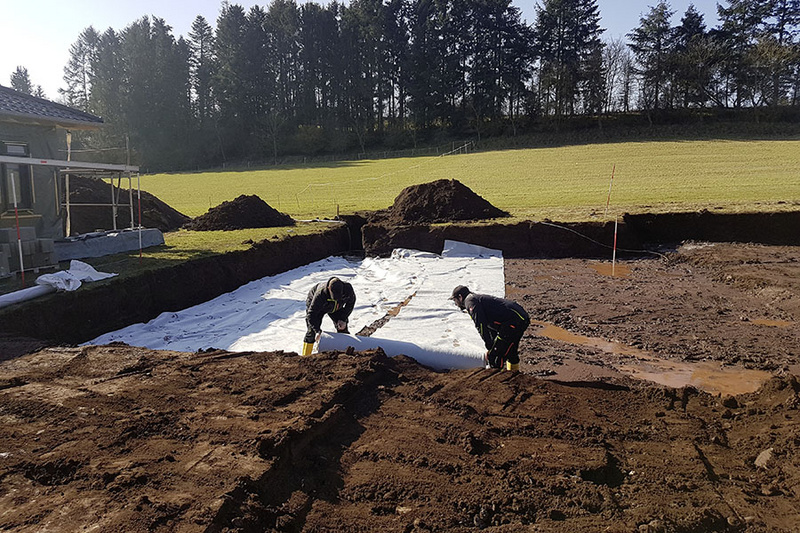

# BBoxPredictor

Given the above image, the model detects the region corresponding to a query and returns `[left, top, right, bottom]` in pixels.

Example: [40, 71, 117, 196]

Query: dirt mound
[184, 194, 294, 231]
[68, 176, 190, 235]
[371, 179, 509, 225]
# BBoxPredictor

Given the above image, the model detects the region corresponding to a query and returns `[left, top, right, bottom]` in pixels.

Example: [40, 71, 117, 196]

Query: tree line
[10, 0, 800, 171]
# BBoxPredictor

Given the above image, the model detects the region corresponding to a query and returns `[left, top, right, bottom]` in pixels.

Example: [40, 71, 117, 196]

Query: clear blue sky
[1, 0, 721, 99]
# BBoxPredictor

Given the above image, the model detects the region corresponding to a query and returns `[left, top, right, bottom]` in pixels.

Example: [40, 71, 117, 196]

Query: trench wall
[362, 221, 635, 258]
[0, 227, 350, 345]
[2, 210, 798, 349]
[362, 211, 800, 258]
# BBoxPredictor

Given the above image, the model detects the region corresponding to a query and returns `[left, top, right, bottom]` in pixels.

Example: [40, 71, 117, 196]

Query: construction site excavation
[0, 179, 799, 532]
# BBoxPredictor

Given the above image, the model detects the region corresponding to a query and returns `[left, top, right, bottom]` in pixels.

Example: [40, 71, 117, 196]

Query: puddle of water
[750, 319, 795, 328]
[589, 262, 631, 278]
[531, 320, 771, 395]
[532, 321, 644, 357]
[616, 360, 771, 397]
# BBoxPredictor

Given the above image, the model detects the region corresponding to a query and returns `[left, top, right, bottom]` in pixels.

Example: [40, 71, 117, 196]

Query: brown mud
[1, 242, 799, 532]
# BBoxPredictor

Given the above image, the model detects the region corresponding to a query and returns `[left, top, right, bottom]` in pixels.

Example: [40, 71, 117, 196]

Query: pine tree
[60, 27, 99, 111]
[213, 2, 250, 160]
[628, 1, 674, 111]
[188, 16, 216, 125]
[10, 66, 34, 95]
[535, 0, 605, 118]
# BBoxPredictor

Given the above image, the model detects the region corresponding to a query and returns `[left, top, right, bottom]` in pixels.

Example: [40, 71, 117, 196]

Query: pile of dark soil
[184, 194, 294, 231]
[370, 179, 509, 225]
[68, 176, 190, 235]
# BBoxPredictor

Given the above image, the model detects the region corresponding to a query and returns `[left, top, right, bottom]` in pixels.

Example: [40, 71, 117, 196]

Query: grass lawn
[141, 139, 800, 222]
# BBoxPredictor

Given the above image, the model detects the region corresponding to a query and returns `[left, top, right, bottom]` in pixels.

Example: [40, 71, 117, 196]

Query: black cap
[328, 277, 344, 300]
[449, 285, 470, 301]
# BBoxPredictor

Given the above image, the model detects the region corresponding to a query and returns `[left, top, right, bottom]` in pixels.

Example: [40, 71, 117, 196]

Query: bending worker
[303, 276, 356, 355]
[450, 285, 530, 371]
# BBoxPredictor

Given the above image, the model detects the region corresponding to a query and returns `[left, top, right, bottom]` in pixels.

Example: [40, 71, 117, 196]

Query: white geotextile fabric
[89, 240, 504, 367]
[37, 260, 117, 291]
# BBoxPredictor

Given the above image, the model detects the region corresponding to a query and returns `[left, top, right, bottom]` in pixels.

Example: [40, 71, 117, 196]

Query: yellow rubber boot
[506, 361, 520, 372]
[302, 342, 314, 356]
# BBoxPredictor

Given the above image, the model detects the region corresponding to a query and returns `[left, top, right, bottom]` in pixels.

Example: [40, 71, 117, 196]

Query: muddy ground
[1, 243, 799, 532]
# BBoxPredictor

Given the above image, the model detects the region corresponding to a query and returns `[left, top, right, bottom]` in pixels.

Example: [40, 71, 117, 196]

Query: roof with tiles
[0, 85, 103, 128]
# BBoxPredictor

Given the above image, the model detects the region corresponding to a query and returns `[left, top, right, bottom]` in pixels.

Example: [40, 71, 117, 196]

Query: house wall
[0, 122, 64, 240]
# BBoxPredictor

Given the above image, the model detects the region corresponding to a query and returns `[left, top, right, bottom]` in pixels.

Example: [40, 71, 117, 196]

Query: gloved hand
[315, 332, 321, 342]
[336, 320, 349, 333]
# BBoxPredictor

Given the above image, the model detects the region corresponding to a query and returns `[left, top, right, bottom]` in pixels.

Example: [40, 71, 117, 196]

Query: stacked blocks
[0, 227, 57, 275]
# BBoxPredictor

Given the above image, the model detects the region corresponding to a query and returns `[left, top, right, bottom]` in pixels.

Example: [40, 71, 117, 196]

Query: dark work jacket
[305, 278, 356, 334]
[464, 293, 530, 350]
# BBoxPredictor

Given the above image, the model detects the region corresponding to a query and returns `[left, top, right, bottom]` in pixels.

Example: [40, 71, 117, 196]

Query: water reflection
[531, 320, 771, 395]
[589, 262, 631, 278]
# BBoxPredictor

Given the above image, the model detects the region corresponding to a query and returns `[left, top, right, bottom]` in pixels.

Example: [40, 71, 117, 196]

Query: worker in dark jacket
[450, 285, 529, 371]
[303, 276, 356, 355]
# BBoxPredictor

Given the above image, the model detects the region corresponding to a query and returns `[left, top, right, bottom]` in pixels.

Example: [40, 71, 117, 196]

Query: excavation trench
[1, 213, 800, 532]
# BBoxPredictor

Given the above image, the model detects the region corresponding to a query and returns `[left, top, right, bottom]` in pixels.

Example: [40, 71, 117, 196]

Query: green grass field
[141, 139, 800, 222]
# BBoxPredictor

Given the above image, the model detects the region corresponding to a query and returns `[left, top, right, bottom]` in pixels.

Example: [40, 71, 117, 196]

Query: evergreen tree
[628, 1, 674, 111]
[264, 0, 301, 161]
[763, 0, 800, 105]
[671, 5, 717, 108]
[715, 0, 772, 106]
[213, 2, 250, 160]
[188, 16, 216, 125]
[60, 27, 99, 111]
[297, 2, 341, 133]
[406, 0, 445, 131]
[10, 66, 34, 95]
[534, 0, 605, 118]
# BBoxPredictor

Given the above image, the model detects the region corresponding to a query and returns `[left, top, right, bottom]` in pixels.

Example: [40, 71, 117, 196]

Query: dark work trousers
[487, 320, 529, 368]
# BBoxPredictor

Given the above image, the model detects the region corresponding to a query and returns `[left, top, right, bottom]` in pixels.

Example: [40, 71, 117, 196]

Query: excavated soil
[184, 195, 295, 231]
[1, 242, 799, 532]
[67, 176, 190, 235]
[369, 179, 509, 226]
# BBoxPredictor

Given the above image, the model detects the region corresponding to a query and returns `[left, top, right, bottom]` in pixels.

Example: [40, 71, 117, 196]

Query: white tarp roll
[90, 240, 504, 370]
[0, 260, 117, 310]
[0, 285, 55, 309]
[317, 332, 484, 370]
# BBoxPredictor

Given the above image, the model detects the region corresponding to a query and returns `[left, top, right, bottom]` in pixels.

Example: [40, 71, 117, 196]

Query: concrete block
[0, 226, 36, 243]
[22, 241, 36, 255]
[0, 249, 9, 278]
[0, 228, 14, 243]
[32, 252, 58, 269]
[37, 239, 55, 253]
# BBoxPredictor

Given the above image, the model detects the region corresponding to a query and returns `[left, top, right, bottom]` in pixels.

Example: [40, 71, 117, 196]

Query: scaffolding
[0, 154, 140, 278]
[0, 154, 140, 235]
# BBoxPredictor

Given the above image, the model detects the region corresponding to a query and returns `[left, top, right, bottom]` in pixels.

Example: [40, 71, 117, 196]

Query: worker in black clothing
[450, 285, 530, 371]
[303, 276, 356, 355]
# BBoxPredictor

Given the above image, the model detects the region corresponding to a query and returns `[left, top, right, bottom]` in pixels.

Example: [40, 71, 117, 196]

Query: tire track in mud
[206, 353, 400, 532]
